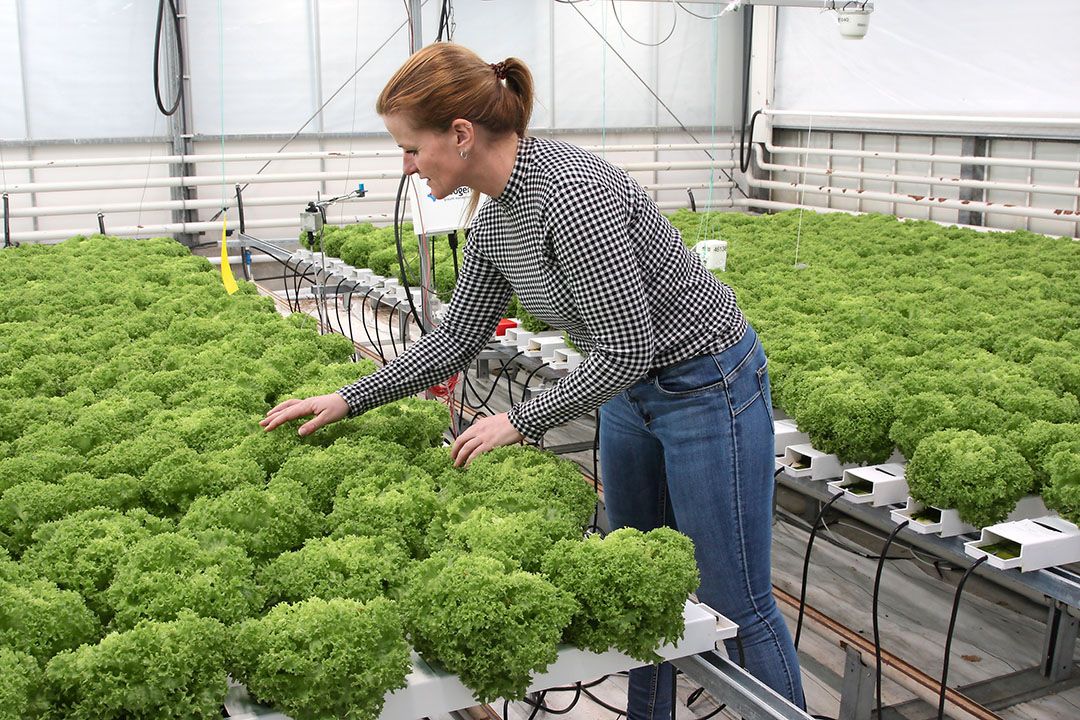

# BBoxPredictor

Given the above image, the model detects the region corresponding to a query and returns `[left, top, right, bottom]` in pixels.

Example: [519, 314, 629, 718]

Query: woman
[261, 43, 805, 716]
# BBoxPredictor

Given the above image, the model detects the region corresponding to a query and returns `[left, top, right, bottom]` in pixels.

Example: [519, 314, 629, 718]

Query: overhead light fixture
[741, 0, 875, 40]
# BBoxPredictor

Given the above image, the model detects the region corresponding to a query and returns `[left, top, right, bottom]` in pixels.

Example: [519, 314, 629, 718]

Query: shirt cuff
[507, 405, 546, 444]
[335, 387, 367, 418]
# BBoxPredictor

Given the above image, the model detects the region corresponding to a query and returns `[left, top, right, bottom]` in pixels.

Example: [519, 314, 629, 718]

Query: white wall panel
[774, 0, 1080, 116]
[314, 0, 412, 134]
[446, 1, 553, 129]
[17, 0, 158, 139]
[0, 1, 27, 139]
[187, 3, 316, 136]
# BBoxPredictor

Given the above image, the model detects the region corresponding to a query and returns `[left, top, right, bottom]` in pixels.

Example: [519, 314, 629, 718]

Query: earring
[460, 151, 468, 160]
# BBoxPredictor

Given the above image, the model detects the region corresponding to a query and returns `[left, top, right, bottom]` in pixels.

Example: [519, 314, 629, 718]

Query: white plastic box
[893, 494, 1051, 538]
[549, 348, 583, 371]
[780, 443, 851, 482]
[828, 463, 908, 507]
[501, 326, 532, 348]
[773, 419, 810, 457]
[965, 516, 1080, 572]
[525, 335, 567, 360]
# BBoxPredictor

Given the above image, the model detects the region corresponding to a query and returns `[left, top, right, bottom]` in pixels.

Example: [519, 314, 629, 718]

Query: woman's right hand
[260, 393, 349, 436]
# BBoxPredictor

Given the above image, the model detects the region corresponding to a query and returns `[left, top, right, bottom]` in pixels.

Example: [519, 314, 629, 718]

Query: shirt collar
[493, 136, 532, 208]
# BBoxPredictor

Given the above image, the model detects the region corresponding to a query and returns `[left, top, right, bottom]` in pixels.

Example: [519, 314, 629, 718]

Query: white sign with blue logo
[406, 176, 487, 237]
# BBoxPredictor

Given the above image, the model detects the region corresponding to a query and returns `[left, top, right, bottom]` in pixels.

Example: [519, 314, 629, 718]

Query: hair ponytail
[377, 44, 533, 138]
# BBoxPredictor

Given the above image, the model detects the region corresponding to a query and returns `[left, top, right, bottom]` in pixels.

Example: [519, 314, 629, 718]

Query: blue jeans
[599, 326, 805, 718]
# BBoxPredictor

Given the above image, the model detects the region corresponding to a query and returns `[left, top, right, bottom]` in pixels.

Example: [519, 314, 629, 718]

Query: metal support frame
[1042, 601, 1080, 683]
[673, 651, 814, 720]
[838, 644, 874, 720]
[778, 471, 1080, 714]
[165, 0, 200, 246]
[958, 136, 988, 226]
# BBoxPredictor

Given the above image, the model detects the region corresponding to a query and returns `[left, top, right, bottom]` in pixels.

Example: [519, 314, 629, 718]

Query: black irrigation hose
[362, 287, 387, 363]
[794, 491, 844, 650]
[579, 684, 627, 716]
[873, 520, 909, 720]
[937, 554, 988, 720]
[345, 288, 358, 362]
[332, 277, 348, 335]
[153, 0, 184, 116]
[393, 173, 426, 333]
[519, 362, 552, 404]
[386, 299, 403, 357]
[522, 684, 583, 714]
[740, 109, 763, 174]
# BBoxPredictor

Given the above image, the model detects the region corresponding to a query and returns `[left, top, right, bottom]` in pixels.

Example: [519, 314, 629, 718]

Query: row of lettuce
[668, 211, 1080, 529]
[310, 211, 1080, 529]
[0, 236, 699, 720]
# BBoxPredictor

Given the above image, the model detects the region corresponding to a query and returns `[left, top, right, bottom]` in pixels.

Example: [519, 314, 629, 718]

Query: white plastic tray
[224, 600, 736, 720]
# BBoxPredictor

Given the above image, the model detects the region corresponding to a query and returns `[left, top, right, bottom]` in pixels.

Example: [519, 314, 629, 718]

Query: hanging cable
[610, 0, 677, 47]
[873, 520, 909, 720]
[937, 555, 988, 720]
[393, 173, 427, 333]
[564, 2, 747, 199]
[153, 0, 184, 116]
[793, 492, 843, 650]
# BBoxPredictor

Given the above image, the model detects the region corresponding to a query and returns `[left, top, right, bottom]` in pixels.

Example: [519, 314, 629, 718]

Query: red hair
[377, 43, 533, 137]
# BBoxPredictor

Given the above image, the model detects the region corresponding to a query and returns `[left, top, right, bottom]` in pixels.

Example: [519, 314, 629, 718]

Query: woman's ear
[451, 118, 474, 155]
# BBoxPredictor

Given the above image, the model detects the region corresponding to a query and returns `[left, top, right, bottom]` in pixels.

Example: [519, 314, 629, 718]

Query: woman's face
[383, 113, 464, 200]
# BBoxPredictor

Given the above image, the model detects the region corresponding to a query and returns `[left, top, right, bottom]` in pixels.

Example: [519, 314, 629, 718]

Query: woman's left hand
[451, 412, 524, 467]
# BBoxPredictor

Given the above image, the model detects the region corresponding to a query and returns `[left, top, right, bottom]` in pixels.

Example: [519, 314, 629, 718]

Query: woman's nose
[402, 154, 417, 175]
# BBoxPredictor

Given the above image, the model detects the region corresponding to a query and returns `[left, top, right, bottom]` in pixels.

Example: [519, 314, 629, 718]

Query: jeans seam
[728, 381, 800, 704]
[645, 665, 659, 720]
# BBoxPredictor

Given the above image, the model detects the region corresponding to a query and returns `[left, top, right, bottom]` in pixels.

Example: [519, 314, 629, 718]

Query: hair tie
[490, 62, 508, 81]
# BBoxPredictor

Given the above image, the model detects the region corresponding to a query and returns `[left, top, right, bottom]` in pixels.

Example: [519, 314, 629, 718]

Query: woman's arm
[261, 232, 513, 435]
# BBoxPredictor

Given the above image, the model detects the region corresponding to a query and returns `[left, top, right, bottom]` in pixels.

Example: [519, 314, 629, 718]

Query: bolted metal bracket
[839, 644, 874, 720]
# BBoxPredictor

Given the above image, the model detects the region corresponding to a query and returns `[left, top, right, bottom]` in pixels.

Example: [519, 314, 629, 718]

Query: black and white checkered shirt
[338, 136, 746, 441]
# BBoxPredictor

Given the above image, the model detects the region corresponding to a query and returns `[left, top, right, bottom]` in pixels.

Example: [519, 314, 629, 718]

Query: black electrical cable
[579, 684, 627, 716]
[520, 684, 583, 714]
[345, 288, 359, 361]
[360, 287, 386, 363]
[740, 109, 762, 174]
[448, 230, 460, 279]
[588, 409, 602, 534]
[519, 362, 552, 405]
[566, 1, 748, 199]
[393, 173, 427, 333]
[153, 0, 184, 116]
[333, 277, 349, 335]
[365, 287, 387, 363]
[937, 554, 988, 720]
[873, 520, 909, 720]
[386, 300, 404, 356]
[793, 491, 844, 650]
[435, 0, 449, 42]
[611, 0, 677, 47]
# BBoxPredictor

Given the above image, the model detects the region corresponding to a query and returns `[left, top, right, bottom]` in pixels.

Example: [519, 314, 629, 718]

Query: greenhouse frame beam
[673, 651, 814, 720]
[165, 0, 199, 246]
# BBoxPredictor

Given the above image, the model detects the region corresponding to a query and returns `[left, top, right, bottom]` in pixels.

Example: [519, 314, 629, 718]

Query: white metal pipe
[1, 160, 735, 195]
[0, 170, 397, 195]
[0, 143, 737, 172]
[765, 138, 1080, 173]
[744, 171, 1080, 223]
[7, 193, 401, 218]
[12, 215, 411, 243]
[753, 145, 1080, 199]
[766, 108, 1080, 129]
